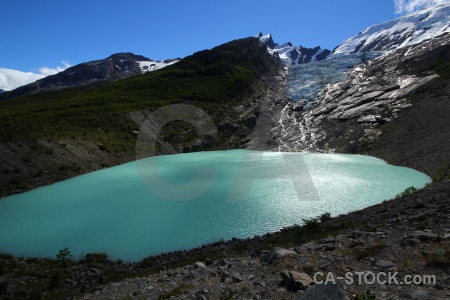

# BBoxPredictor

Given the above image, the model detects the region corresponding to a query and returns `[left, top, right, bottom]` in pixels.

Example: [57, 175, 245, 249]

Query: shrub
[424, 247, 450, 269]
[353, 290, 376, 300]
[432, 163, 450, 183]
[352, 242, 386, 260]
[319, 212, 332, 222]
[301, 217, 320, 230]
[56, 247, 73, 264]
[157, 284, 194, 300]
[395, 186, 417, 198]
[81, 253, 109, 265]
[48, 269, 65, 289]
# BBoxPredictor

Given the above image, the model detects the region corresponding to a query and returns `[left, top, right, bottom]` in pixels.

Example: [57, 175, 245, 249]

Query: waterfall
[274, 53, 374, 152]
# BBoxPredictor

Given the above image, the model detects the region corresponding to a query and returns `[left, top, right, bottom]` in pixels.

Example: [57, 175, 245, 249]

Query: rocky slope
[76, 181, 450, 300]
[1, 181, 448, 299]
[0, 53, 180, 99]
[274, 33, 450, 164]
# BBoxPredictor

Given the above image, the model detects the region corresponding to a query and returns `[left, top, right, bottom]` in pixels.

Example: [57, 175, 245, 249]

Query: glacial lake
[0, 150, 430, 262]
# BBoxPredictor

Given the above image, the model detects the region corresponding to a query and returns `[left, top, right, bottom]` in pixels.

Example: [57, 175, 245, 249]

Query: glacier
[270, 4, 450, 152]
[287, 52, 380, 102]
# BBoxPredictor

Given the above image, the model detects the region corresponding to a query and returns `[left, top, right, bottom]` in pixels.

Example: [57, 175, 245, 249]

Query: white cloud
[38, 61, 71, 76]
[0, 61, 71, 91]
[394, 0, 450, 14]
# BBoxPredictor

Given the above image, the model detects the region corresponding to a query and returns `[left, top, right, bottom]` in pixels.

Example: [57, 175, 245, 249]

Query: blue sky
[1, 0, 448, 90]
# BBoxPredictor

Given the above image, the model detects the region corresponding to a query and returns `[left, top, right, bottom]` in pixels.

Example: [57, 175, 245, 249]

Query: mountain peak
[258, 33, 331, 66]
[257, 33, 276, 49]
[106, 52, 152, 62]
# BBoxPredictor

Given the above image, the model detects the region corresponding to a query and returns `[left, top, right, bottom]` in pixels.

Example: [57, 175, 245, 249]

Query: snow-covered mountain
[331, 4, 450, 58]
[271, 4, 450, 101]
[258, 33, 331, 66]
[274, 5, 450, 151]
[260, 5, 450, 65]
[0, 89, 4, 94]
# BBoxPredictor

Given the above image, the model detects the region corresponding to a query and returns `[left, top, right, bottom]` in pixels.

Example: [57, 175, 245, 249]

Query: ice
[288, 52, 380, 102]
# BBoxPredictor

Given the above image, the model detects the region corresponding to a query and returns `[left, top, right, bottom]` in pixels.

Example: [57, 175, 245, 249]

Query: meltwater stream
[0, 150, 430, 261]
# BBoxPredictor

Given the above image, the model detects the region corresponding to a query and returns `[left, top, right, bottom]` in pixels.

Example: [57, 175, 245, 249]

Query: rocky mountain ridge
[331, 4, 450, 58]
[0, 53, 180, 99]
[258, 33, 331, 66]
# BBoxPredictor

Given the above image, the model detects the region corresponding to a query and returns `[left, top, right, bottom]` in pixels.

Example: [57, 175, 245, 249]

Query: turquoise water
[0, 150, 430, 261]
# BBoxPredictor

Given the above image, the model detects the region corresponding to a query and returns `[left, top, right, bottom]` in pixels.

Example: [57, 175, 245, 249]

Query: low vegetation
[351, 242, 386, 260]
[395, 186, 417, 198]
[432, 163, 450, 183]
[157, 284, 195, 300]
[0, 37, 280, 196]
[0, 38, 272, 144]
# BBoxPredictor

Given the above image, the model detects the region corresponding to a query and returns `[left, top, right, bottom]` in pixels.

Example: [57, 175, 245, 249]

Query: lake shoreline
[1, 178, 449, 299]
[0, 140, 448, 299]
[0, 151, 431, 262]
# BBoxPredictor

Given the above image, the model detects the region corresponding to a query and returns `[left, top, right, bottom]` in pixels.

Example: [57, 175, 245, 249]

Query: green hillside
[0, 37, 281, 196]
[0, 37, 278, 141]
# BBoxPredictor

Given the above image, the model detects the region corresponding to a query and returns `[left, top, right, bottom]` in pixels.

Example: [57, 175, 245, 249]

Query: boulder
[414, 230, 439, 242]
[375, 260, 397, 271]
[281, 270, 314, 291]
[269, 247, 298, 262]
[193, 261, 207, 269]
[399, 288, 430, 300]
[319, 237, 336, 244]
[231, 273, 242, 283]
[400, 236, 420, 248]
[290, 271, 314, 288]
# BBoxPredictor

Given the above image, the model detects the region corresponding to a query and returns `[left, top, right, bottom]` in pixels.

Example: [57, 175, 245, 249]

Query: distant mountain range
[0, 53, 180, 98]
[258, 5, 450, 66]
[2, 5, 449, 99]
